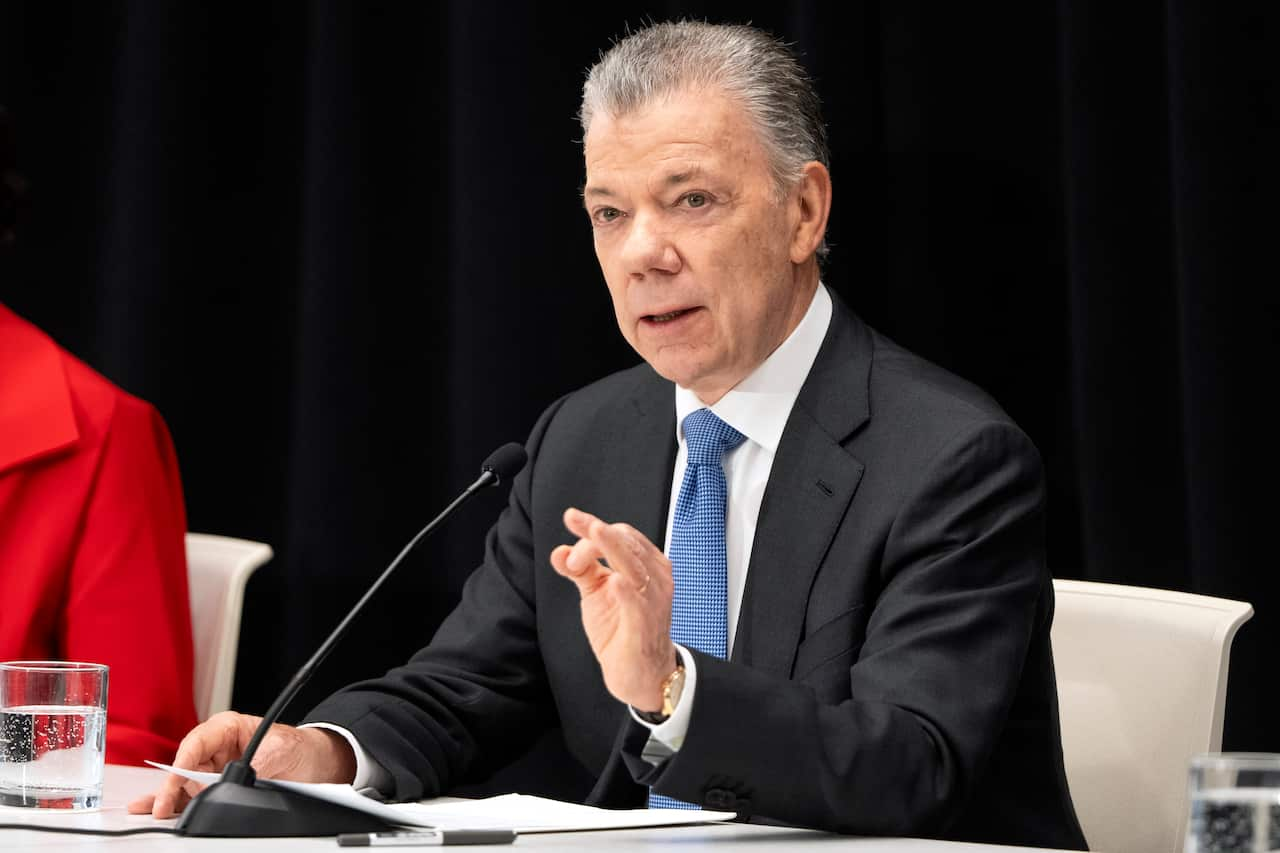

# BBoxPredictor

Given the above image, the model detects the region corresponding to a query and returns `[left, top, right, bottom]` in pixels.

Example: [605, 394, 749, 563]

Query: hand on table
[127, 711, 357, 818]
[550, 507, 677, 713]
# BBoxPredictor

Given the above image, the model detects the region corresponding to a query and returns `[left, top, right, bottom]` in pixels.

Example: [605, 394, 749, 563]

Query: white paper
[144, 761, 221, 786]
[145, 761, 736, 833]
[388, 793, 736, 833]
[146, 761, 430, 827]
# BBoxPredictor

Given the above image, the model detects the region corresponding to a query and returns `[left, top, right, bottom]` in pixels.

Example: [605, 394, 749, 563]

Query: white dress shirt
[633, 283, 832, 758]
[316, 284, 834, 789]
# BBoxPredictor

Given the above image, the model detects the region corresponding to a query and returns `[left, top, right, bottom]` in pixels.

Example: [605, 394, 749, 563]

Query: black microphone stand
[176, 444, 527, 837]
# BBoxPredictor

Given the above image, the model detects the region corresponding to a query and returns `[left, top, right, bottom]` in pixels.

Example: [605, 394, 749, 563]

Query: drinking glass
[0, 661, 108, 809]
[1186, 753, 1280, 853]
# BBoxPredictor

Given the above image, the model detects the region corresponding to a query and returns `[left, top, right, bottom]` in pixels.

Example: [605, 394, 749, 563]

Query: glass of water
[0, 661, 108, 809]
[1186, 753, 1280, 853]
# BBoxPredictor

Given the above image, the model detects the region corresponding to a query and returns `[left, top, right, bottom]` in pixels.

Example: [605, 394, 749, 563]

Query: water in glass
[0, 704, 106, 808]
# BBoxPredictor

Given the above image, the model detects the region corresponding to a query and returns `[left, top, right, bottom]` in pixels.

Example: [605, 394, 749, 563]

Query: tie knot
[681, 408, 746, 467]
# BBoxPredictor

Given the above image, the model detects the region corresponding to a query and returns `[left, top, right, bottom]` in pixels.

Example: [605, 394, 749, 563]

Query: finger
[564, 535, 608, 575]
[589, 520, 654, 589]
[615, 524, 673, 586]
[163, 786, 194, 818]
[566, 510, 665, 594]
[563, 507, 602, 539]
[127, 793, 155, 815]
[550, 544, 610, 596]
[152, 719, 234, 818]
[153, 779, 198, 817]
[152, 769, 187, 819]
[549, 544, 575, 578]
[151, 750, 202, 816]
[550, 541, 600, 579]
[151, 780, 193, 819]
[608, 522, 663, 566]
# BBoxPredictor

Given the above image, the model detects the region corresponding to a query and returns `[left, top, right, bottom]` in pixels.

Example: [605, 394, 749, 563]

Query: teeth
[650, 309, 686, 322]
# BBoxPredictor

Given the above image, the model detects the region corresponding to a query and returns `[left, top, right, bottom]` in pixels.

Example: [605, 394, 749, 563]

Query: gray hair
[580, 21, 830, 198]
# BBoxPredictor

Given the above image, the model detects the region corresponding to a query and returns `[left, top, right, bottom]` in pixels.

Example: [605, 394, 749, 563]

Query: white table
[0, 765, 1076, 852]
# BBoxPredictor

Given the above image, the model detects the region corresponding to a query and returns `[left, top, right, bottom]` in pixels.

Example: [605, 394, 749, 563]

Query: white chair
[1051, 579, 1253, 853]
[185, 533, 274, 720]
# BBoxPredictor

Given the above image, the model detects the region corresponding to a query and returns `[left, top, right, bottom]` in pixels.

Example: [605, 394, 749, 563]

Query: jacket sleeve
[301, 395, 569, 802]
[61, 395, 198, 766]
[627, 420, 1050, 836]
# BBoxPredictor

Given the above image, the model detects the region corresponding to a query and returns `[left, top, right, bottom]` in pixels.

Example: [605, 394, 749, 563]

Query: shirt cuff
[300, 721, 393, 797]
[628, 644, 697, 763]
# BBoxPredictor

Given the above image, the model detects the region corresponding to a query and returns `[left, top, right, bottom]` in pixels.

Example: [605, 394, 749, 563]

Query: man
[135, 22, 1086, 848]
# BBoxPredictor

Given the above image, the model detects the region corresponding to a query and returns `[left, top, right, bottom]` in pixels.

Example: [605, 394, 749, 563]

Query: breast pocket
[792, 604, 868, 690]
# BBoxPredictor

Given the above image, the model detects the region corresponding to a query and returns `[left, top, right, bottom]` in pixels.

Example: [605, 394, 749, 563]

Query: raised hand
[549, 507, 677, 712]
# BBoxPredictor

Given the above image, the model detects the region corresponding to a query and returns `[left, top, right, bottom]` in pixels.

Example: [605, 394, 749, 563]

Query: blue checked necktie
[649, 407, 746, 810]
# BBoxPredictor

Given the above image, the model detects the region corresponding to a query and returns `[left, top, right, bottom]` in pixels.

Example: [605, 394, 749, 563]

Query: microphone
[176, 443, 529, 838]
[478, 442, 529, 487]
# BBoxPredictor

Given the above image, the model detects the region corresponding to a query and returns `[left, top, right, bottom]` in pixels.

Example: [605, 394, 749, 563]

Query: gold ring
[637, 574, 651, 594]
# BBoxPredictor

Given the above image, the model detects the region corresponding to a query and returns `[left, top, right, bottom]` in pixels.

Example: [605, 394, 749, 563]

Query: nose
[619, 210, 681, 279]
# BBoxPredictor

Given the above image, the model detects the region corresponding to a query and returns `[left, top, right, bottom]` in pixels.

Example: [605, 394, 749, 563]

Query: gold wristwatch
[637, 657, 686, 724]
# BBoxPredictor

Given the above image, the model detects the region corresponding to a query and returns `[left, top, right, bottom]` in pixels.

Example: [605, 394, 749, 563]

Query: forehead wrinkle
[583, 113, 740, 203]
[662, 165, 705, 186]
[581, 183, 616, 200]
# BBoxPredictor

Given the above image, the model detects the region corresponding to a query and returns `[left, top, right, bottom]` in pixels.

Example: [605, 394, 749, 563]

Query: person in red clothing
[0, 106, 198, 765]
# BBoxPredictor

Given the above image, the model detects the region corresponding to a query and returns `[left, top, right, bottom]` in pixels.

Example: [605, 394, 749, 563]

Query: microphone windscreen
[482, 442, 528, 484]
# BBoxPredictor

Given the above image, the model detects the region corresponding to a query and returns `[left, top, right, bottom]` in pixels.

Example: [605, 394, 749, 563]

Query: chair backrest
[1051, 579, 1253, 853]
[185, 533, 273, 720]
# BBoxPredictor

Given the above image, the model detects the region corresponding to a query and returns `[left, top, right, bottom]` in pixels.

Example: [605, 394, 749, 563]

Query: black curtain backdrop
[2, 1, 1276, 792]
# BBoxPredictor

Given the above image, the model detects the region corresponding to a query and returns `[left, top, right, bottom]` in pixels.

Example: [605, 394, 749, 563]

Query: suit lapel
[0, 306, 80, 476]
[733, 295, 873, 677]
[591, 369, 676, 548]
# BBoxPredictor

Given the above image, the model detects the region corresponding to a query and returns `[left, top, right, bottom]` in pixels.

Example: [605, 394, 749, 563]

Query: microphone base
[176, 780, 398, 837]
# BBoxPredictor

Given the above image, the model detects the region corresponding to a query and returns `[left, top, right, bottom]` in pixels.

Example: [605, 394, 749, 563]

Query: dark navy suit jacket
[305, 293, 1088, 849]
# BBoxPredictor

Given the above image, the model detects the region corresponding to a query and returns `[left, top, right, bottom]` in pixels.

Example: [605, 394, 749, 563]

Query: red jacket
[0, 304, 197, 766]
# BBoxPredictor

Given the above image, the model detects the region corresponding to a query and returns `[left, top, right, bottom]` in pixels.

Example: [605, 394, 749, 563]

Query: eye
[682, 192, 708, 209]
[592, 206, 623, 225]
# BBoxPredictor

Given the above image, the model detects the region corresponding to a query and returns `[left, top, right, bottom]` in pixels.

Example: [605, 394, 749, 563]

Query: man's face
[583, 88, 813, 403]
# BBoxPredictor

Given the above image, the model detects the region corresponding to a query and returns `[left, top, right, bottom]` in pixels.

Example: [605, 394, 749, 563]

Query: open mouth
[644, 308, 695, 323]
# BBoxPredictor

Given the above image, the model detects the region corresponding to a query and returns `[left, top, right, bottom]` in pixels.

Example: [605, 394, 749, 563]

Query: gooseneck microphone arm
[223, 442, 526, 786]
[177, 442, 529, 838]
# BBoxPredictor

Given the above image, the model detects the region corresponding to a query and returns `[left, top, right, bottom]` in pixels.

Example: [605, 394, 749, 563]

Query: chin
[650, 364, 688, 386]
[662, 369, 720, 397]
[645, 350, 721, 393]
[649, 362, 694, 388]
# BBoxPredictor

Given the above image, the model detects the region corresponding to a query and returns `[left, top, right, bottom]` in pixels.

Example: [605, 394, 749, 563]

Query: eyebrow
[581, 166, 708, 203]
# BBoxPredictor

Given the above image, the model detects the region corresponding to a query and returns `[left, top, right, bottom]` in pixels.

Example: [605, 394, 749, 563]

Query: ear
[789, 161, 832, 265]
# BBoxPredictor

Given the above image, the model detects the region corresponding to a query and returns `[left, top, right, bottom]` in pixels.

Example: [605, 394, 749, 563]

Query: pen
[337, 829, 518, 846]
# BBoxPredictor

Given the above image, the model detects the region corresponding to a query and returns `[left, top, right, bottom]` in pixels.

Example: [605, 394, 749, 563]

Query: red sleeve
[60, 393, 198, 766]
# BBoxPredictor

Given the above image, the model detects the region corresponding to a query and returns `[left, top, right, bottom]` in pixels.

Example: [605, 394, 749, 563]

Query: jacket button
[704, 788, 735, 809]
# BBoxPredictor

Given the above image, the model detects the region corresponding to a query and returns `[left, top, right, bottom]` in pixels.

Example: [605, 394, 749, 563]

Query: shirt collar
[674, 282, 833, 454]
